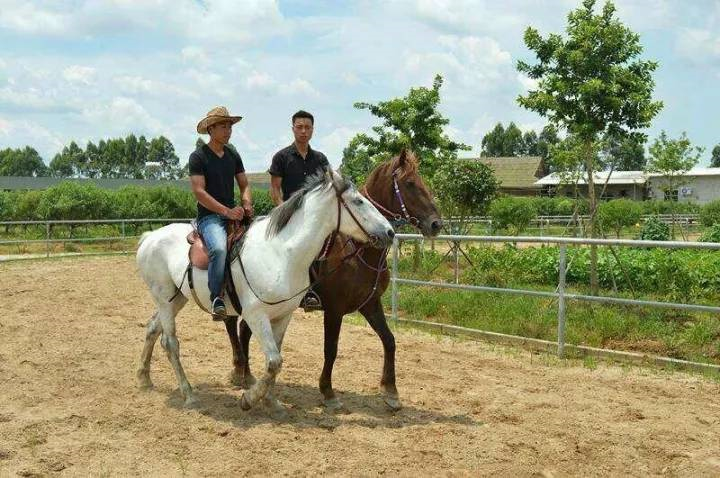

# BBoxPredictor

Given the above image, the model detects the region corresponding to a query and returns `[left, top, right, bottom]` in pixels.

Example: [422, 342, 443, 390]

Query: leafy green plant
[488, 197, 537, 235]
[640, 216, 670, 241]
[700, 200, 720, 227]
[700, 224, 720, 243]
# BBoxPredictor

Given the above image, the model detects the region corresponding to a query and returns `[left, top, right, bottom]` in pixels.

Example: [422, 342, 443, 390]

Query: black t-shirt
[268, 143, 330, 200]
[188, 144, 245, 219]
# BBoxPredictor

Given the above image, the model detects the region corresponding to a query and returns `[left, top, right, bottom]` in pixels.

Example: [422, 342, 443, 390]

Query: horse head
[364, 148, 443, 237]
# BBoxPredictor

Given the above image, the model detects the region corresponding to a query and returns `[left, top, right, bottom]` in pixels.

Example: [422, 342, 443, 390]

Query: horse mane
[265, 170, 351, 238]
[392, 149, 419, 179]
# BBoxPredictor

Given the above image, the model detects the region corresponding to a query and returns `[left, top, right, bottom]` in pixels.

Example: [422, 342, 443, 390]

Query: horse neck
[276, 189, 339, 272]
[364, 164, 394, 211]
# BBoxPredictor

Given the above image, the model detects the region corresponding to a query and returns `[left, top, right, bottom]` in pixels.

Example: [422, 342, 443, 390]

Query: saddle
[185, 217, 251, 319]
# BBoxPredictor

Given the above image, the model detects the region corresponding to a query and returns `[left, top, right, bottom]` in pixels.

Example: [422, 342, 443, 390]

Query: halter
[363, 169, 419, 228]
[237, 180, 377, 306]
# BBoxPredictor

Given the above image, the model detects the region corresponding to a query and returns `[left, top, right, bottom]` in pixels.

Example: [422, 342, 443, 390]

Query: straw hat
[196, 106, 242, 134]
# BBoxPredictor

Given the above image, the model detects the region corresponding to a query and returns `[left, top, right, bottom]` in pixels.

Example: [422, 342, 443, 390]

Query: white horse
[135, 170, 394, 411]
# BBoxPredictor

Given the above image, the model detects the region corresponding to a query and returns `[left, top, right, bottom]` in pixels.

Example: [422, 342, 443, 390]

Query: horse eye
[406, 181, 416, 188]
[353, 198, 363, 206]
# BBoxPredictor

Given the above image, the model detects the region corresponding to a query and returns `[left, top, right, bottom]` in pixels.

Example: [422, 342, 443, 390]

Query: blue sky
[0, 0, 718, 172]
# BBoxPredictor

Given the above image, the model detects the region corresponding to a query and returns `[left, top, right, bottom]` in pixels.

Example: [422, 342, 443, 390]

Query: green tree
[339, 135, 375, 184]
[597, 199, 642, 238]
[711, 144, 720, 168]
[517, 0, 662, 294]
[342, 74, 470, 182]
[522, 130, 539, 156]
[433, 159, 498, 233]
[49, 141, 86, 177]
[0, 147, 48, 176]
[645, 131, 702, 238]
[488, 197, 538, 235]
[603, 133, 646, 171]
[480, 123, 506, 157]
[537, 124, 560, 163]
[147, 136, 182, 180]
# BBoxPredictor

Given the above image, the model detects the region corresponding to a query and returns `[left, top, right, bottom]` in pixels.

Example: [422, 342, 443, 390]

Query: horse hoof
[268, 405, 289, 421]
[240, 393, 252, 411]
[184, 395, 201, 409]
[229, 371, 256, 389]
[323, 398, 350, 415]
[383, 395, 402, 411]
[137, 376, 153, 390]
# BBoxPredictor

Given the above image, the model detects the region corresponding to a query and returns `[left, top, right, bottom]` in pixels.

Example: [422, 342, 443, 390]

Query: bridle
[237, 180, 379, 306]
[363, 169, 420, 229]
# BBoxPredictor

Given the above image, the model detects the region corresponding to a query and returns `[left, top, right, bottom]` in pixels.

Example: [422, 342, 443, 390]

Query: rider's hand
[225, 206, 245, 221]
[243, 203, 254, 218]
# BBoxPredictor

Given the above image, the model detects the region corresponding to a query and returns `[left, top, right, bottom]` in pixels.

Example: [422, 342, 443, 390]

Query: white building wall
[647, 175, 720, 204]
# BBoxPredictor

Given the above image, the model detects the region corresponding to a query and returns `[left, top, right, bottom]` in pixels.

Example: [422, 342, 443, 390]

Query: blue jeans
[197, 214, 228, 300]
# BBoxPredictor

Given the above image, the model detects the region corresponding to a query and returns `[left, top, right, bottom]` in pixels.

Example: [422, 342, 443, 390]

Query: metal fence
[390, 233, 720, 372]
[0, 218, 193, 260]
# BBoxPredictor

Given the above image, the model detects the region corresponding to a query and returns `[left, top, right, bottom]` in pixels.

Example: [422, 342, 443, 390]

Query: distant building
[466, 156, 545, 196]
[535, 168, 720, 204]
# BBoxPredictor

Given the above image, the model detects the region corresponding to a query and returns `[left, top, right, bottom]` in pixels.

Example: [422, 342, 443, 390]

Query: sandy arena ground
[1, 256, 719, 477]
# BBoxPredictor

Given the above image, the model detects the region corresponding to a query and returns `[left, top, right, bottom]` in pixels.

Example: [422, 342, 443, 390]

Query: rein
[235, 181, 375, 306]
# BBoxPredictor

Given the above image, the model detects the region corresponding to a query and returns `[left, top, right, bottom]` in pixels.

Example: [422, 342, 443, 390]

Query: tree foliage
[340, 74, 470, 183]
[0, 147, 48, 176]
[433, 159, 498, 220]
[711, 144, 720, 168]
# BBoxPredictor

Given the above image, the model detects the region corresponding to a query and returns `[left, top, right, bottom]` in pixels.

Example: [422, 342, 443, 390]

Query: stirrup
[211, 297, 227, 321]
[300, 290, 323, 312]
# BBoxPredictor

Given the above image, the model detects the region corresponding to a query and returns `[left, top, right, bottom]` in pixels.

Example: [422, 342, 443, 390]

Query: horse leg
[238, 312, 282, 411]
[319, 309, 347, 412]
[262, 314, 292, 419]
[224, 317, 255, 388]
[360, 297, 402, 411]
[136, 311, 161, 389]
[155, 297, 197, 408]
[236, 319, 256, 388]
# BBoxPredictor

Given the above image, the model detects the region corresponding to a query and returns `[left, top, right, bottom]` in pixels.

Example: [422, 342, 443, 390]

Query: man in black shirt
[189, 106, 253, 319]
[268, 110, 329, 310]
[268, 110, 330, 205]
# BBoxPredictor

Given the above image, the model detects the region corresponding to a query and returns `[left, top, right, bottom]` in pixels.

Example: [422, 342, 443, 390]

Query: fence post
[453, 241, 460, 284]
[391, 236, 399, 321]
[46, 222, 50, 258]
[121, 220, 126, 255]
[557, 243, 567, 358]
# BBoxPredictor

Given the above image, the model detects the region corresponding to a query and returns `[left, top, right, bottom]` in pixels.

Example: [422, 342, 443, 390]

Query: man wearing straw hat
[190, 106, 253, 319]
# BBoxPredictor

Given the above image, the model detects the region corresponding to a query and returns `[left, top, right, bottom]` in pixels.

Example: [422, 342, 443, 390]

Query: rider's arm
[269, 176, 283, 206]
[235, 172, 253, 215]
[190, 175, 232, 216]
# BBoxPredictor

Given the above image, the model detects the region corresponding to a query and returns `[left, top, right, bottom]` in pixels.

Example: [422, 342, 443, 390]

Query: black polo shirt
[268, 143, 330, 200]
[188, 144, 245, 219]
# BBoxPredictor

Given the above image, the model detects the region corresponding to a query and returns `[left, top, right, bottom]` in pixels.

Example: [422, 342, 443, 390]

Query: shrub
[700, 200, 720, 227]
[700, 224, 720, 243]
[488, 197, 537, 235]
[597, 199, 643, 237]
[639, 216, 670, 241]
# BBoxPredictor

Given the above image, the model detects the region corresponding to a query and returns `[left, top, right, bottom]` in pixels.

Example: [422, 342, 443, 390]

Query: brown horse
[223, 149, 442, 411]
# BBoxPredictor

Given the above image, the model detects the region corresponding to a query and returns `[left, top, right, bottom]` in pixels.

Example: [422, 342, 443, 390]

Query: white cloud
[405, 34, 512, 90]
[82, 97, 164, 135]
[315, 127, 356, 166]
[286, 78, 320, 97]
[246, 71, 277, 91]
[63, 65, 96, 85]
[0, 2, 70, 35]
[0, 0, 286, 44]
[181, 46, 209, 65]
[676, 28, 720, 64]
[0, 117, 11, 135]
[517, 73, 538, 91]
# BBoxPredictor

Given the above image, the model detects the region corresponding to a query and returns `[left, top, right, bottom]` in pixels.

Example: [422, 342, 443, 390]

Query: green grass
[394, 284, 720, 365]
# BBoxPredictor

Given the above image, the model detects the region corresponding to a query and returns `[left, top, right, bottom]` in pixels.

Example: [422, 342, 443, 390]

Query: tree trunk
[585, 141, 599, 296]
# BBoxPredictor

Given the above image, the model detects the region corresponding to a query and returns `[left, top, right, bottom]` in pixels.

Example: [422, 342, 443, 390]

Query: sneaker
[211, 297, 227, 321]
[300, 290, 322, 312]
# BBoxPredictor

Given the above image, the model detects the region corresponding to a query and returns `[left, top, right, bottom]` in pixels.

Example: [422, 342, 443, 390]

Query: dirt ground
[1, 257, 719, 477]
